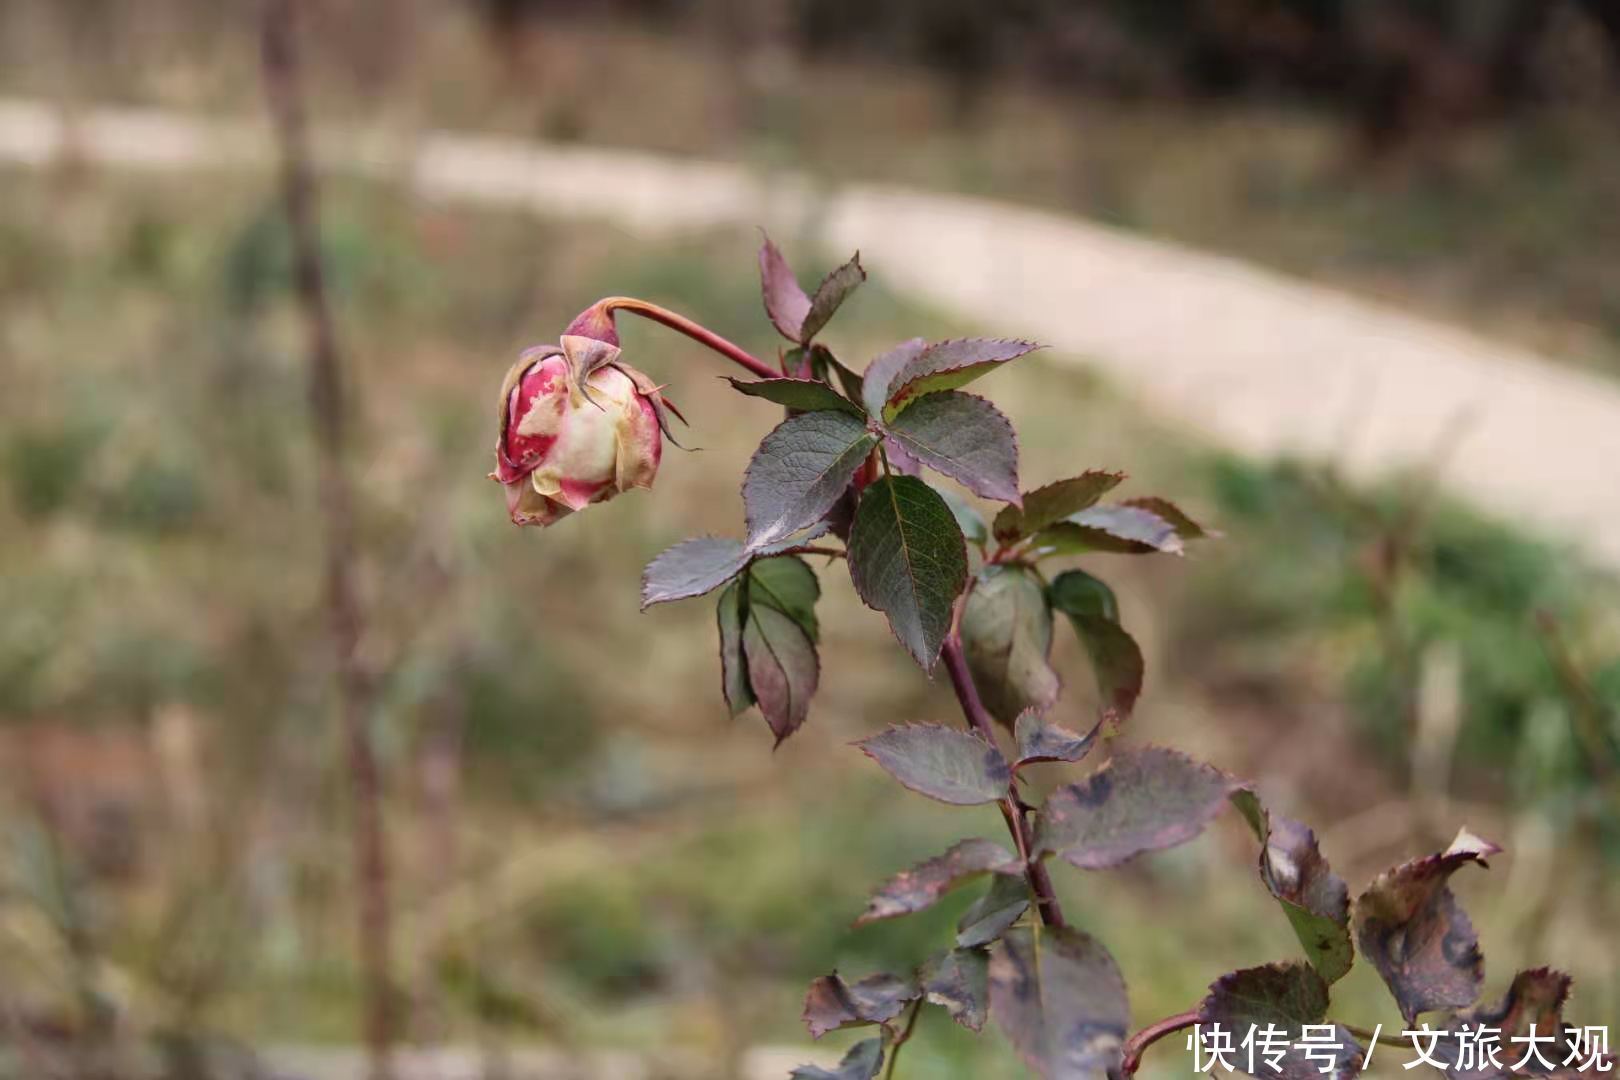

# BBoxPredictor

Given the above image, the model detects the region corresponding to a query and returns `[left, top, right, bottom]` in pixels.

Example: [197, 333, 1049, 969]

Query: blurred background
[1, 2, 1619, 1077]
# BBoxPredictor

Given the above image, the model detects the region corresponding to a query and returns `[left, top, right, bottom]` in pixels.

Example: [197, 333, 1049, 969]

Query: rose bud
[491, 334, 671, 528]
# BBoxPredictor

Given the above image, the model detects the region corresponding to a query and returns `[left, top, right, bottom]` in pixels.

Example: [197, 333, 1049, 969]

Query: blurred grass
[0, 141, 1617, 1075]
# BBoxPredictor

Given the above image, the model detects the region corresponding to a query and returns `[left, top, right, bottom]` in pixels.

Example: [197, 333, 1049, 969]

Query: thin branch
[939, 635, 1067, 929]
[1121, 1009, 1200, 1075]
[260, 3, 394, 1078]
[883, 997, 924, 1080]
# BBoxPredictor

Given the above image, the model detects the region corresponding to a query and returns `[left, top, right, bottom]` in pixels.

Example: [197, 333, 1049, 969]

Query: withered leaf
[790, 1037, 884, 1080]
[1231, 790, 1354, 984]
[1035, 747, 1239, 869]
[1437, 968, 1578, 1080]
[857, 838, 1021, 926]
[857, 724, 1011, 806]
[989, 925, 1129, 1080]
[1199, 962, 1363, 1080]
[1353, 828, 1502, 1023]
[802, 972, 919, 1039]
[923, 947, 992, 1032]
[1014, 710, 1098, 771]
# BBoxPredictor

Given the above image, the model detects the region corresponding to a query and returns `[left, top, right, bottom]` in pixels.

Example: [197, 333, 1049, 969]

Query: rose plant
[493, 238, 1610, 1080]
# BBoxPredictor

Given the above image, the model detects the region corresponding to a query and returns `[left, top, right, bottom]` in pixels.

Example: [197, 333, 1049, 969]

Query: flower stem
[939, 635, 1067, 929]
[883, 998, 924, 1080]
[1121, 1009, 1201, 1075]
[575, 297, 779, 380]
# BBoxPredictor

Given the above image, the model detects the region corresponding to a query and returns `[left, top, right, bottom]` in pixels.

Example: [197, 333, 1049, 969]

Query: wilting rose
[492, 334, 665, 527]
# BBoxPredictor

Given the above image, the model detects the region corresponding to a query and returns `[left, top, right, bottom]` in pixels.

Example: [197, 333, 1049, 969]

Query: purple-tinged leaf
[1050, 574, 1144, 729]
[882, 391, 1020, 504]
[749, 555, 821, 641]
[791, 1037, 884, 1080]
[923, 947, 991, 1032]
[886, 338, 1041, 419]
[989, 925, 1129, 1080]
[726, 376, 863, 416]
[820, 348, 865, 402]
[1199, 963, 1363, 1080]
[847, 476, 969, 670]
[1231, 791, 1354, 984]
[717, 582, 753, 716]
[744, 604, 819, 746]
[1353, 828, 1501, 1024]
[856, 838, 1021, 926]
[1038, 504, 1184, 556]
[1123, 496, 1210, 541]
[861, 338, 929, 418]
[1437, 969, 1590, 1080]
[642, 537, 747, 609]
[1035, 747, 1240, 869]
[802, 972, 919, 1039]
[857, 724, 1010, 806]
[961, 565, 1060, 727]
[760, 234, 812, 342]
[957, 873, 1031, 948]
[1013, 710, 1098, 771]
[744, 411, 877, 548]
[1046, 569, 1119, 622]
[800, 253, 866, 344]
[993, 471, 1124, 541]
[883, 438, 923, 477]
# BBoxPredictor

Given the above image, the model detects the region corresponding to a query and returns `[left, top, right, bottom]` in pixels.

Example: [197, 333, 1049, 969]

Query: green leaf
[1230, 791, 1354, 984]
[759, 234, 812, 342]
[923, 947, 992, 1032]
[820, 347, 865, 402]
[989, 925, 1129, 1080]
[743, 604, 820, 745]
[1353, 828, 1501, 1024]
[641, 537, 747, 609]
[1050, 574, 1144, 729]
[847, 475, 969, 669]
[726, 376, 863, 416]
[862, 338, 929, 418]
[956, 873, 1031, 948]
[802, 972, 918, 1038]
[791, 1037, 885, 1080]
[800, 252, 866, 343]
[744, 411, 878, 548]
[1013, 711, 1097, 771]
[1045, 569, 1118, 622]
[882, 391, 1020, 503]
[749, 555, 821, 641]
[1035, 747, 1239, 869]
[857, 724, 1010, 806]
[1199, 963, 1363, 1080]
[993, 471, 1124, 541]
[960, 565, 1060, 726]
[856, 838, 1021, 926]
[886, 338, 1040, 418]
[935, 485, 989, 548]
[1037, 504, 1184, 555]
[716, 582, 753, 716]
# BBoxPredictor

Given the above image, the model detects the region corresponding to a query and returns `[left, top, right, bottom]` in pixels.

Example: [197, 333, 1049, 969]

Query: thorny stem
[939, 635, 1067, 929]
[261, 4, 394, 1079]
[575, 296, 779, 380]
[883, 997, 925, 1080]
[1121, 1009, 1201, 1075]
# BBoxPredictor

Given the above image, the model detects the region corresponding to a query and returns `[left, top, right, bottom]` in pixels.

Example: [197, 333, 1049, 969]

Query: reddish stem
[1121, 1010, 1201, 1075]
[571, 297, 779, 380]
[940, 636, 1067, 929]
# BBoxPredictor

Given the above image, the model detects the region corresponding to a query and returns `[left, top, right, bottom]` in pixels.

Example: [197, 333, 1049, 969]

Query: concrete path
[3, 97, 1617, 569]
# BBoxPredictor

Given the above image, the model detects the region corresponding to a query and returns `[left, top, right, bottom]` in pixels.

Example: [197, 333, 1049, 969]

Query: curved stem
[940, 635, 1067, 929]
[1121, 1009, 1201, 1075]
[585, 297, 779, 380]
[883, 998, 924, 1080]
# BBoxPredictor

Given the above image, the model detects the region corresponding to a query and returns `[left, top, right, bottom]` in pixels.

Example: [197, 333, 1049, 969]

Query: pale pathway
[4, 97, 1616, 569]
